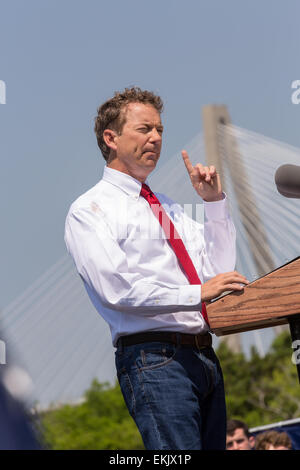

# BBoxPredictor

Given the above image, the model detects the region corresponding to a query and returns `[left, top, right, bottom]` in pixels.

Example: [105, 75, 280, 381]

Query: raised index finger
[181, 150, 194, 175]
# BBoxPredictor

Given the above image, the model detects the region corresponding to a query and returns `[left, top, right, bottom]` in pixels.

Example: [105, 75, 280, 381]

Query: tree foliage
[218, 330, 300, 427]
[39, 331, 300, 449]
[40, 381, 144, 450]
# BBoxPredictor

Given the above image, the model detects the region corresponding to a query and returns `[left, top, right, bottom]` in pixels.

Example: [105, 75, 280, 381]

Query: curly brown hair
[94, 86, 164, 161]
[254, 430, 292, 450]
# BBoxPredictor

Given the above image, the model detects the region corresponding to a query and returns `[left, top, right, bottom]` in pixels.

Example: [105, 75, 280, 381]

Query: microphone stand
[275, 167, 300, 383]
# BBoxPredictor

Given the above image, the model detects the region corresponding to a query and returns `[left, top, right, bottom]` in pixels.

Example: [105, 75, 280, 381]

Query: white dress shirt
[64, 166, 236, 346]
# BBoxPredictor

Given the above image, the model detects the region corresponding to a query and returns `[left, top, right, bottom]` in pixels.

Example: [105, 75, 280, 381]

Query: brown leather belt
[117, 331, 212, 349]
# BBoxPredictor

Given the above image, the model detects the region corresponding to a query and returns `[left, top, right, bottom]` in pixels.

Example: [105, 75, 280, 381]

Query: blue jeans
[115, 334, 226, 450]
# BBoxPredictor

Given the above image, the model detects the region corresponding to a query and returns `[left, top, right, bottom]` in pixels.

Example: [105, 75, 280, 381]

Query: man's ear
[249, 435, 256, 448]
[103, 129, 118, 152]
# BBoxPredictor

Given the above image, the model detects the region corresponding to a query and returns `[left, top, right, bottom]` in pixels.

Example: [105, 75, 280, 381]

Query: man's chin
[144, 154, 159, 165]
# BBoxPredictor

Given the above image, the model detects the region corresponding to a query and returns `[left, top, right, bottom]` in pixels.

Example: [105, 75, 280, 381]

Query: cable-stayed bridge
[0, 254, 115, 409]
[1, 114, 300, 409]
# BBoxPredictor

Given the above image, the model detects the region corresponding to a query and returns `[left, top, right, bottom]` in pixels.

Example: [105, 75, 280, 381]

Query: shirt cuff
[178, 284, 202, 308]
[203, 192, 229, 220]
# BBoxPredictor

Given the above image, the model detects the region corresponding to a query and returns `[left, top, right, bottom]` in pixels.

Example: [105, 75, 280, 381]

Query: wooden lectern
[206, 256, 300, 381]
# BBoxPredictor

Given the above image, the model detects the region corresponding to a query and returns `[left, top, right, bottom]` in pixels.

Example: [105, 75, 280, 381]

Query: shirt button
[189, 297, 194, 303]
[155, 299, 159, 304]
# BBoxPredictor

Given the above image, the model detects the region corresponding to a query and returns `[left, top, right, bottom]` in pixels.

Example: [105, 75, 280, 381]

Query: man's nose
[149, 128, 162, 142]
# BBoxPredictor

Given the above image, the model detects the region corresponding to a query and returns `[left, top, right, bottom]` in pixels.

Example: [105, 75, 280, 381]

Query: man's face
[226, 428, 253, 450]
[112, 102, 163, 181]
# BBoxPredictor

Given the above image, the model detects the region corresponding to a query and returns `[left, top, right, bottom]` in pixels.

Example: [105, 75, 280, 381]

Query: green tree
[40, 380, 144, 450]
[39, 331, 300, 449]
[217, 330, 300, 427]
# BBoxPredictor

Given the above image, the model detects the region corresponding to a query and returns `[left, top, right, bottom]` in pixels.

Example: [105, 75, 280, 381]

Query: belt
[117, 331, 212, 349]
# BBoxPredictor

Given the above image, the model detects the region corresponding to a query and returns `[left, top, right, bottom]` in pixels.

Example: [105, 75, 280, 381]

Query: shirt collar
[102, 166, 148, 199]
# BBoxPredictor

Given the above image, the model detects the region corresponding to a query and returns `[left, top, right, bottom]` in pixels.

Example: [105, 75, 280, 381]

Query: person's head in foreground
[254, 430, 292, 450]
[226, 419, 255, 450]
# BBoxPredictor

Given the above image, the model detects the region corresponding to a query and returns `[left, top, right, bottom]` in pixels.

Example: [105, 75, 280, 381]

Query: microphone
[275, 164, 300, 198]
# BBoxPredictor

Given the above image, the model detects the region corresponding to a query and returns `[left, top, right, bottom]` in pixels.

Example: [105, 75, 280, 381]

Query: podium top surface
[206, 256, 300, 336]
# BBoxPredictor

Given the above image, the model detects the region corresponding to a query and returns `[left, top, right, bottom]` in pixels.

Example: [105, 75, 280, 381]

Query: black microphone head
[275, 164, 300, 198]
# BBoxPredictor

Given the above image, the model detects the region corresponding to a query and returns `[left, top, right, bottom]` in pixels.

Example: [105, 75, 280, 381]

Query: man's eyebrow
[137, 121, 163, 128]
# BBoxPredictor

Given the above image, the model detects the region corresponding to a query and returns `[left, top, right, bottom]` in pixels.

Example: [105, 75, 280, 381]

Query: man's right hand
[201, 271, 250, 302]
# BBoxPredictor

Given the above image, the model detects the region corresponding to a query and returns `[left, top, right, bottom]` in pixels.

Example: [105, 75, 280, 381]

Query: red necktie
[140, 183, 209, 327]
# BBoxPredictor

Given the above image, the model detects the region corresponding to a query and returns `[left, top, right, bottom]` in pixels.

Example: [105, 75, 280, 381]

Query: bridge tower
[202, 105, 283, 353]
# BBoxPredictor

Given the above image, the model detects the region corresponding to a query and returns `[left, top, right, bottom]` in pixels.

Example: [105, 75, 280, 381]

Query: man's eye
[138, 127, 148, 133]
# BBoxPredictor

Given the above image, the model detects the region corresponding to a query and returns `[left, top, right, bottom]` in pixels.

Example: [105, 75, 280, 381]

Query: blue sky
[1, 0, 300, 307]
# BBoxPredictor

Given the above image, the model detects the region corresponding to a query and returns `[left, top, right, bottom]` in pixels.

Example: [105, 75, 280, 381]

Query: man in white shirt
[65, 87, 248, 450]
